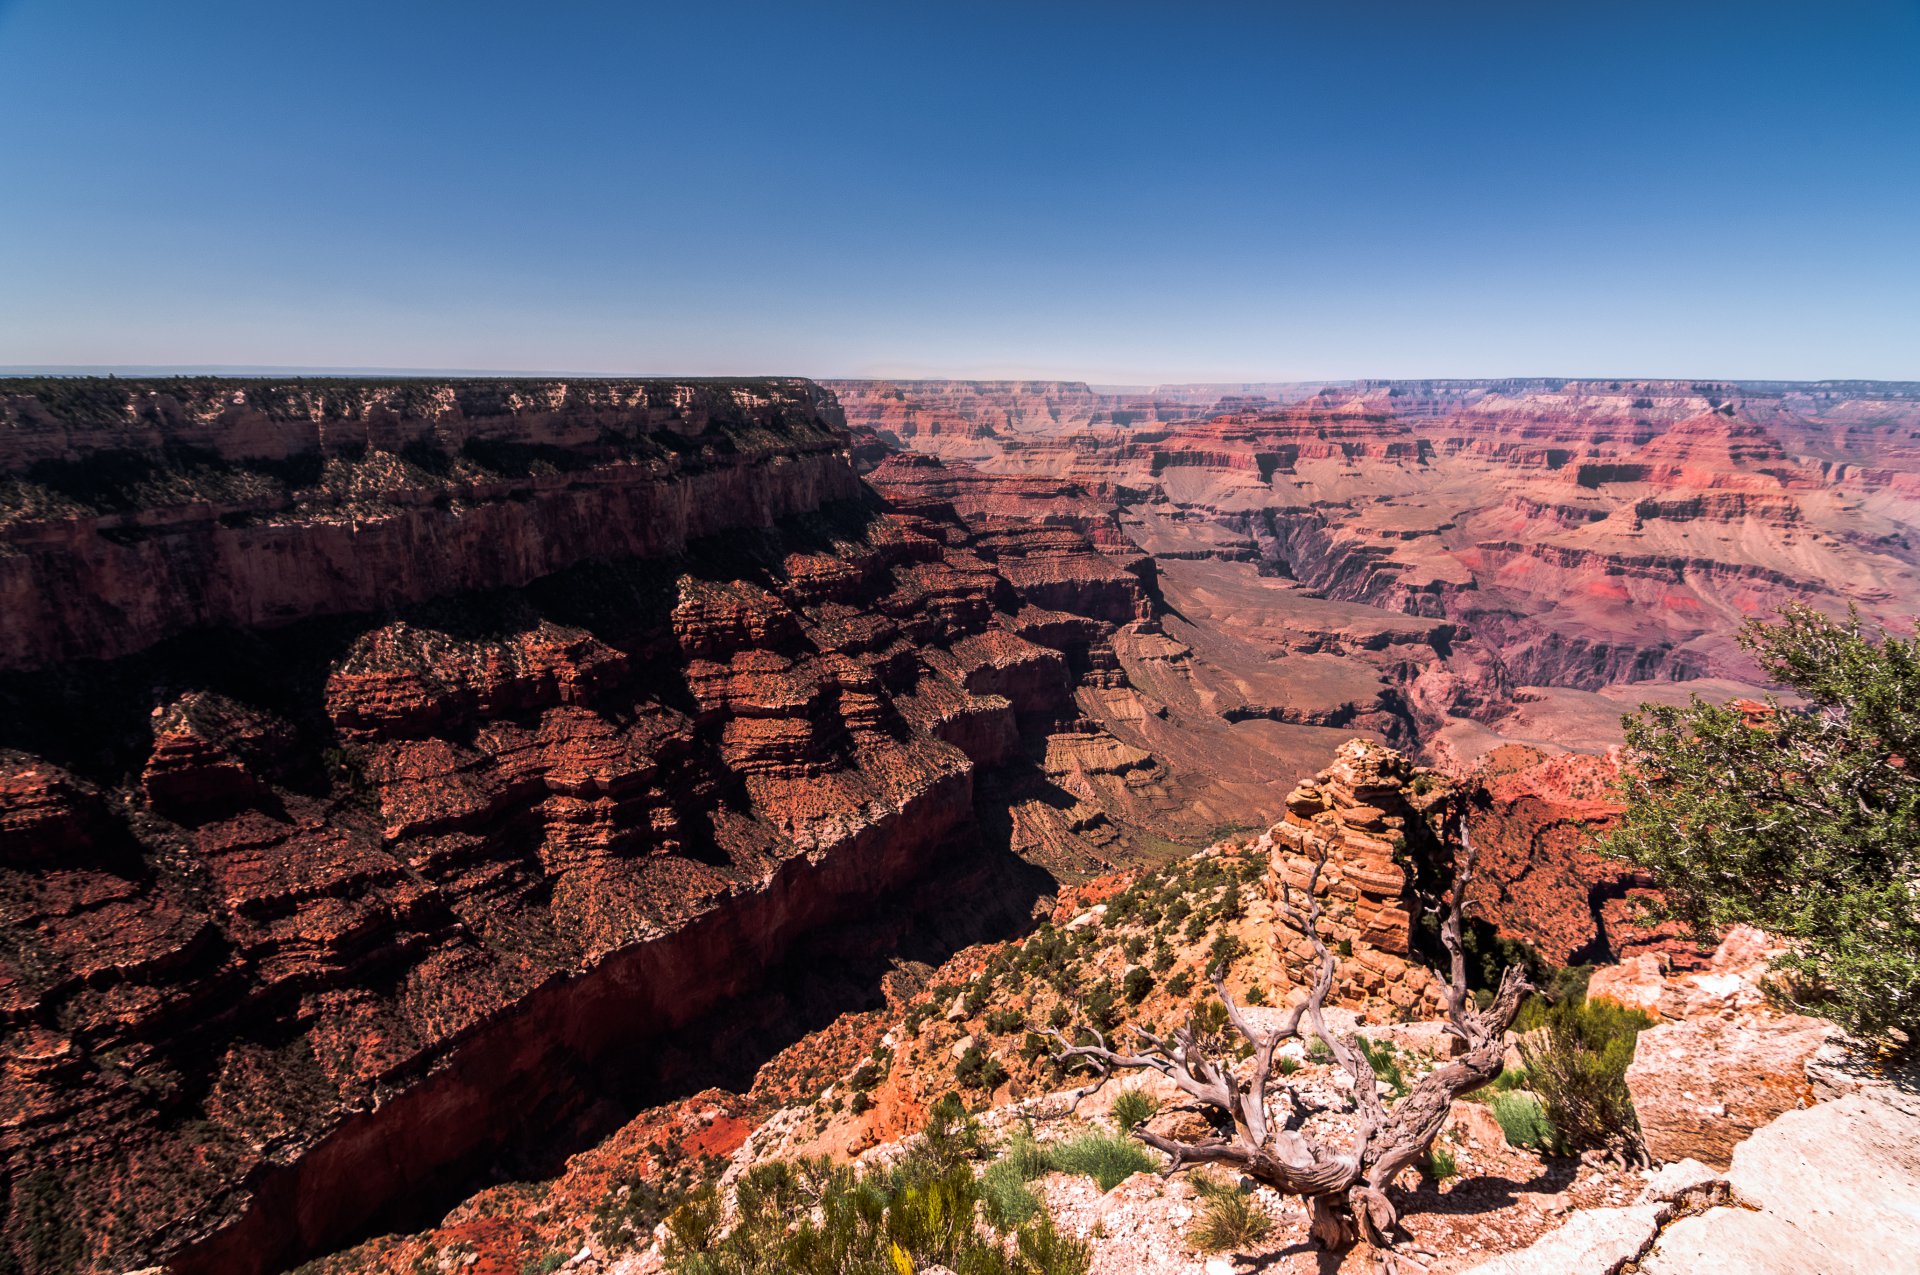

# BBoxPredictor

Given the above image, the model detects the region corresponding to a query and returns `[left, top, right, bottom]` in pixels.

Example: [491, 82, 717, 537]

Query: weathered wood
[1052, 797, 1533, 1255]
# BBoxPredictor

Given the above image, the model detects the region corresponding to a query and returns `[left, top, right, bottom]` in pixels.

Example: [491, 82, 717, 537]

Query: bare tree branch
[1048, 795, 1535, 1256]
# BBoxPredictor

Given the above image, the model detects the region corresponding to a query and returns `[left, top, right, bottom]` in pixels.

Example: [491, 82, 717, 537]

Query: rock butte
[2, 375, 1918, 1274]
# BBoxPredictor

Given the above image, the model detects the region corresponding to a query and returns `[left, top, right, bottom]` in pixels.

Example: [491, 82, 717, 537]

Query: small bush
[1356, 1037, 1408, 1098]
[985, 1008, 1026, 1035]
[1165, 970, 1194, 998]
[1085, 979, 1122, 1031]
[1490, 1091, 1555, 1150]
[1518, 995, 1651, 1157]
[1110, 1088, 1159, 1133]
[1306, 1039, 1333, 1064]
[1420, 1145, 1458, 1182]
[1243, 983, 1268, 1006]
[1123, 967, 1154, 1004]
[1188, 1178, 1273, 1252]
[1047, 1131, 1158, 1191]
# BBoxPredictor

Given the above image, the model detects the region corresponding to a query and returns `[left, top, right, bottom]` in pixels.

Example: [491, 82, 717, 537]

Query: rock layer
[0, 379, 1166, 1275]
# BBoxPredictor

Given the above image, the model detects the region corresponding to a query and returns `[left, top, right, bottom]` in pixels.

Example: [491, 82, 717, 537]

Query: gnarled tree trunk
[1051, 799, 1531, 1258]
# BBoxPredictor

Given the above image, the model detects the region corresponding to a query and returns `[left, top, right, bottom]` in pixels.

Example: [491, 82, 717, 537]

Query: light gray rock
[1457, 1204, 1667, 1275]
[1640, 1157, 1729, 1206]
[1640, 1094, 1920, 1275]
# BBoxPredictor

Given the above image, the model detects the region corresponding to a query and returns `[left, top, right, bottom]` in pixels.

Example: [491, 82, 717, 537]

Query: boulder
[1444, 1099, 1511, 1151]
[1626, 1012, 1831, 1168]
[1459, 1204, 1665, 1275]
[1586, 953, 1666, 1019]
[1640, 1094, 1920, 1274]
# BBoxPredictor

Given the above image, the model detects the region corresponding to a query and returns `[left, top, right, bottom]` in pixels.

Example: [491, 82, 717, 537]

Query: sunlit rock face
[835, 376, 1920, 762]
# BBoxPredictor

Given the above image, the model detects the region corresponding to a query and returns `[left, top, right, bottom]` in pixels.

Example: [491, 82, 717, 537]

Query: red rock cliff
[0, 379, 1159, 1275]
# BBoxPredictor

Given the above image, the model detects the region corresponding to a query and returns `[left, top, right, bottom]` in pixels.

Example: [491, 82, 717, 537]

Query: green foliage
[985, 1008, 1026, 1035]
[1205, 931, 1245, 974]
[1306, 1039, 1333, 1065]
[1122, 966, 1154, 1004]
[1517, 995, 1650, 1157]
[1490, 1091, 1556, 1151]
[1605, 606, 1920, 1052]
[1420, 1145, 1458, 1182]
[1188, 998, 1230, 1039]
[1242, 983, 1268, 1006]
[1356, 1036, 1408, 1098]
[521, 1254, 567, 1275]
[665, 1099, 1092, 1275]
[1045, 1131, 1158, 1191]
[1164, 970, 1194, 998]
[1110, 1088, 1159, 1133]
[1084, 978, 1122, 1032]
[955, 1046, 1009, 1093]
[1187, 1177, 1274, 1253]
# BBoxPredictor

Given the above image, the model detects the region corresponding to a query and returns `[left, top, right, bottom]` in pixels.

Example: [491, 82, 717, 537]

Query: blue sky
[1, 2, 1915, 382]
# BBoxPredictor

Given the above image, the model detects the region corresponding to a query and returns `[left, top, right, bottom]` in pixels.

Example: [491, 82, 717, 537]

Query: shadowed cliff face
[0, 379, 1184, 1275]
[0, 378, 855, 669]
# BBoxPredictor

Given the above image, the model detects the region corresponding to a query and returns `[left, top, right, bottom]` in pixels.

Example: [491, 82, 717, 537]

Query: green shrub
[1046, 1131, 1158, 1190]
[1306, 1039, 1333, 1064]
[1517, 995, 1651, 1157]
[1420, 1145, 1458, 1182]
[1165, 970, 1194, 998]
[1123, 967, 1154, 1004]
[986, 1008, 1026, 1035]
[1605, 606, 1920, 1053]
[661, 1098, 1097, 1274]
[1187, 1177, 1273, 1252]
[1356, 1037, 1408, 1098]
[1110, 1088, 1159, 1133]
[1490, 1091, 1556, 1151]
[1243, 983, 1268, 1006]
[955, 1046, 1008, 1093]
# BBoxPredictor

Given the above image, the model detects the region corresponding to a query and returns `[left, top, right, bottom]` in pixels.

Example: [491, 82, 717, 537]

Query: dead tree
[1050, 801, 1531, 1255]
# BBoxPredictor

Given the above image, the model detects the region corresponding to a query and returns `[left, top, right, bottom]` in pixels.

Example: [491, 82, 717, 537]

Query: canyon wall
[834, 378, 1920, 762]
[0, 379, 1175, 1275]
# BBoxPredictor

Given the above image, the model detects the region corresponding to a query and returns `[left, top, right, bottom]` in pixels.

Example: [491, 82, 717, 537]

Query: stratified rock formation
[0, 378, 1165, 1275]
[835, 377, 1920, 761]
[1263, 740, 1449, 1016]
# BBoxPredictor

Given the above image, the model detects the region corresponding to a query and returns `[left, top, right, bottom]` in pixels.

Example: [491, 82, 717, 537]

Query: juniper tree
[1605, 605, 1920, 1054]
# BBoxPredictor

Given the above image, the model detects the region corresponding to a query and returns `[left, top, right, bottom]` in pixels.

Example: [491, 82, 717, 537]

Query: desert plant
[1122, 966, 1154, 1004]
[1188, 1177, 1274, 1252]
[1489, 1091, 1555, 1150]
[1419, 1144, 1457, 1182]
[1606, 606, 1920, 1053]
[1517, 994, 1650, 1164]
[1046, 1131, 1158, 1190]
[665, 1098, 1091, 1275]
[1110, 1087, 1159, 1133]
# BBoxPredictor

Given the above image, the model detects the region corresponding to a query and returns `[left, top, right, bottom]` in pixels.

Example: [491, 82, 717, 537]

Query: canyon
[3, 375, 1919, 1275]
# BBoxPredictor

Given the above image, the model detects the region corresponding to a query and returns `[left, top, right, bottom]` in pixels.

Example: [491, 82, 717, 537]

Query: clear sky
[1, 1, 1915, 383]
